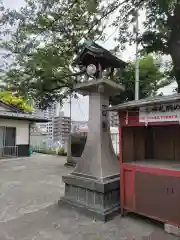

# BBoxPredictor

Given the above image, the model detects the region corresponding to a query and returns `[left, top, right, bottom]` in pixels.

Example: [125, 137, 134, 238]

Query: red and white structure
[109, 94, 180, 228]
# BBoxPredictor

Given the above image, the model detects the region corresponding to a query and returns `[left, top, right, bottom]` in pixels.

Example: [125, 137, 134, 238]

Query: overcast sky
[3, 0, 24, 9]
[3, 0, 176, 121]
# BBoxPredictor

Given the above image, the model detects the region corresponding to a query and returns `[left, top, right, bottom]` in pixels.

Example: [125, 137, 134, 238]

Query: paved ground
[0, 154, 178, 240]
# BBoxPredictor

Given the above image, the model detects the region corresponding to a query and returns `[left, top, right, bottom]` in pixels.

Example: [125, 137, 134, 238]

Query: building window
[0, 127, 16, 157]
[5, 127, 16, 147]
[0, 127, 16, 147]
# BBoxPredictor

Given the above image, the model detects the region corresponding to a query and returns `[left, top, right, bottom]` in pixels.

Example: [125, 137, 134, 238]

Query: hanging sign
[139, 102, 180, 123]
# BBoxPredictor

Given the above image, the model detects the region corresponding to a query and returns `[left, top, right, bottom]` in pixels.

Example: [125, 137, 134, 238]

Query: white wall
[0, 119, 29, 145]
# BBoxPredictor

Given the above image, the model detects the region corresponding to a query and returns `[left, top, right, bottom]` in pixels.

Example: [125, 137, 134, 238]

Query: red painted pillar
[119, 125, 124, 215]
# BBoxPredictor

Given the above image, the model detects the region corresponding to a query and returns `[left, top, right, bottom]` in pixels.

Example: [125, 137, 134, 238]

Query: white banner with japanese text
[139, 102, 180, 123]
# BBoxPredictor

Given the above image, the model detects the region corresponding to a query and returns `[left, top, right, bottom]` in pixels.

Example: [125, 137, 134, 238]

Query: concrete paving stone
[0, 154, 178, 240]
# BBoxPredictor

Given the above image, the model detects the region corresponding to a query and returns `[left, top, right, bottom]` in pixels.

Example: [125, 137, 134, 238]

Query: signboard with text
[139, 102, 180, 123]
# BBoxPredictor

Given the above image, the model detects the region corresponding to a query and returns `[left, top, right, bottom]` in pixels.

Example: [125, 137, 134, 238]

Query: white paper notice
[139, 103, 180, 123]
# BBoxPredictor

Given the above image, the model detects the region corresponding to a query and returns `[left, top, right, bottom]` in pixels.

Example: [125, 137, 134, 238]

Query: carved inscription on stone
[102, 105, 108, 132]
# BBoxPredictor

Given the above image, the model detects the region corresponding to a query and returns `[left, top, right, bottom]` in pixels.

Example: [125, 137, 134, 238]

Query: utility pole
[67, 94, 72, 159]
[135, 10, 139, 101]
[70, 94, 72, 130]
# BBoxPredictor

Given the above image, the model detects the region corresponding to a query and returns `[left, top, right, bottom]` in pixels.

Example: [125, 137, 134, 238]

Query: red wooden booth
[112, 94, 180, 227]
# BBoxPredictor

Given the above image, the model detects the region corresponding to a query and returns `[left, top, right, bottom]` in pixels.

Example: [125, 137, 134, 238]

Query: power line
[102, 25, 119, 43]
[76, 98, 87, 120]
[135, 10, 139, 101]
[21, 1, 127, 56]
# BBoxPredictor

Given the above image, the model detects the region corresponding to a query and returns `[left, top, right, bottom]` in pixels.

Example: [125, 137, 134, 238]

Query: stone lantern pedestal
[64, 135, 76, 167]
[61, 78, 124, 221]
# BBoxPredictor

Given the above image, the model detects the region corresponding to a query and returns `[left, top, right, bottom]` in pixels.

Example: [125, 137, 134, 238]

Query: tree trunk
[173, 67, 180, 93]
[169, 31, 180, 93]
[169, 38, 180, 93]
[169, 3, 180, 93]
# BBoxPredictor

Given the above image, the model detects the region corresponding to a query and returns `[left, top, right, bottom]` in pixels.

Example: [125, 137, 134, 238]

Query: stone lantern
[61, 40, 126, 221]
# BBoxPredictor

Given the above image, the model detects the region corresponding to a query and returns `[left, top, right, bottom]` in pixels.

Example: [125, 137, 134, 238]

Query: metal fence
[32, 145, 57, 154]
[31, 133, 120, 156]
[0, 146, 18, 158]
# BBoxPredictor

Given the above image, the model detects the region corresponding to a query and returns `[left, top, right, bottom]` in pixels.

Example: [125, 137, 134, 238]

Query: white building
[53, 114, 71, 145]
[0, 100, 48, 158]
[33, 102, 61, 119]
[33, 102, 63, 140]
[71, 120, 88, 133]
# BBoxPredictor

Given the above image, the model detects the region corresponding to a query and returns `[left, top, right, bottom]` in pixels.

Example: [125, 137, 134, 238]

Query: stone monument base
[60, 173, 120, 221]
[64, 156, 76, 167]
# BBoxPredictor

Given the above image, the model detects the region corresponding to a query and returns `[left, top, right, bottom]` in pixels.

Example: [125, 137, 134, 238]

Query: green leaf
[110, 54, 173, 105]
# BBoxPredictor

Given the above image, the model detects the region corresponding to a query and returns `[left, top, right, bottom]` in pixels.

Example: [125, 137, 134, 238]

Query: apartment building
[33, 102, 61, 119]
[53, 115, 71, 145]
[33, 102, 63, 141]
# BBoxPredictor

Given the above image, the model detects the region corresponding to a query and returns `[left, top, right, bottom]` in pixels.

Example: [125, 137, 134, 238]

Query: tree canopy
[0, 91, 32, 113]
[0, 0, 178, 108]
[110, 54, 172, 105]
[0, 0, 106, 108]
[109, 0, 180, 90]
